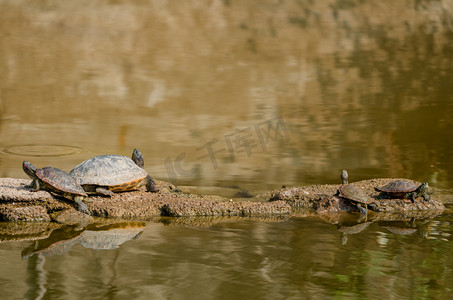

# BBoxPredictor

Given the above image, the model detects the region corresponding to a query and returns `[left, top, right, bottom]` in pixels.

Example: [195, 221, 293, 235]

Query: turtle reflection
[337, 222, 373, 245]
[79, 223, 145, 250]
[335, 218, 432, 245]
[22, 222, 145, 259]
[378, 220, 430, 239]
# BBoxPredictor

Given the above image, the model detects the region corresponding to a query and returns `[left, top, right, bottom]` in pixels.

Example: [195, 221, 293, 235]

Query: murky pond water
[1, 214, 452, 299]
[1, 0, 453, 298]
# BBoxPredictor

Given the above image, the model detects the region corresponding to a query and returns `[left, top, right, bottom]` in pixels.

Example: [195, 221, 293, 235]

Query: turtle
[374, 180, 430, 202]
[22, 161, 89, 213]
[69, 148, 158, 196]
[337, 184, 376, 215]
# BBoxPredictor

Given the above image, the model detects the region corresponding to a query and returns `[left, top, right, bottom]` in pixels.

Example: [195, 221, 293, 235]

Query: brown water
[1, 0, 453, 298]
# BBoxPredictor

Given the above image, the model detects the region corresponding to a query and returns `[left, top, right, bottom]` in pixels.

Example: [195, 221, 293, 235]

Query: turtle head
[132, 148, 145, 169]
[341, 169, 349, 184]
[417, 182, 429, 194]
[22, 161, 38, 180]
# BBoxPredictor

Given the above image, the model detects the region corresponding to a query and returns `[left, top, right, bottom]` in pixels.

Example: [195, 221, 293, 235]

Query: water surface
[1, 214, 452, 299]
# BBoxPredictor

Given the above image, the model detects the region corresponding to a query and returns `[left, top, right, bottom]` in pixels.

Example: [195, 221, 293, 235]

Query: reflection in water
[20, 222, 144, 299]
[333, 214, 436, 245]
[78, 225, 144, 250]
[0, 214, 451, 298]
[26, 254, 47, 300]
[338, 221, 373, 245]
[21, 222, 145, 259]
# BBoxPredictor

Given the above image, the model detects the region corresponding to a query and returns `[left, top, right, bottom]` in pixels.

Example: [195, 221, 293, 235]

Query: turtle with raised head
[69, 148, 158, 196]
[22, 161, 89, 213]
[374, 180, 430, 202]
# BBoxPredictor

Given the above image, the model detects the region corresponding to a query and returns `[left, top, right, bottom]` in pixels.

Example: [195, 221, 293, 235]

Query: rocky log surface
[0, 177, 446, 226]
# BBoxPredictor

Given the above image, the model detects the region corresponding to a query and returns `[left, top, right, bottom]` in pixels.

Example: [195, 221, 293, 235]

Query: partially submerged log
[0, 178, 291, 222]
[0, 206, 51, 222]
[161, 199, 291, 217]
[0, 177, 446, 225]
[0, 175, 448, 250]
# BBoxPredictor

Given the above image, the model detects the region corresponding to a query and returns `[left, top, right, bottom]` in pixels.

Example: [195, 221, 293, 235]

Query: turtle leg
[356, 204, 368, 215]
[74, 196, 88, 213]
[422, 193, 431, 201]
[26, 179, 40, 191]
[95, 187, 115, 197]
[408, 192, 416, 203]
[145, 175, 159, 192]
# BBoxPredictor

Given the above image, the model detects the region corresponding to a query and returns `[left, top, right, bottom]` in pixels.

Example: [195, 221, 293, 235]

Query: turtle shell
[70, 155, 147, 191]
[338, 184, 373, 204]
[36, 167, 87, 197]
[375, 180, 418, 193]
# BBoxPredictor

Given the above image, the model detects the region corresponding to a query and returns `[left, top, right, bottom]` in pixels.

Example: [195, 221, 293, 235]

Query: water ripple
[1, 144, 82, 157]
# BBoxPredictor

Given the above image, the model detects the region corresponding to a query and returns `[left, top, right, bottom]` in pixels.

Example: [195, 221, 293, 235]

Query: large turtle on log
[374, 180, 430, 202]
[70, 149, 158, 196]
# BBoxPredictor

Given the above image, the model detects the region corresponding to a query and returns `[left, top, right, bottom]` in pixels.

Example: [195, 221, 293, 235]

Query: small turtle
[69, 148, 158, 196]
[337, 184, 376, 215]
[22, 161, 88, 213]
[374, 180, 430, 202]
